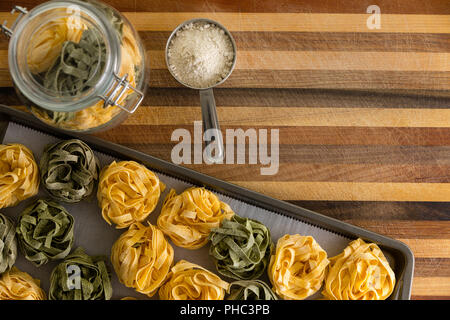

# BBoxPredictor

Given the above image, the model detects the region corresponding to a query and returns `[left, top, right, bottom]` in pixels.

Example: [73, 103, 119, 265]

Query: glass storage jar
[1, 0, 147, 132]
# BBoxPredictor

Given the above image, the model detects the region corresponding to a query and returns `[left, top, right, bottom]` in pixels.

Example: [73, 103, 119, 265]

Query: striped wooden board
[0, 0, 449, 299]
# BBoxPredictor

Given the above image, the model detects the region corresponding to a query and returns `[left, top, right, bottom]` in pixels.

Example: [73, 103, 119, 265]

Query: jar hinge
[98, 73, 144, 114]
[0, 6, 28, 38]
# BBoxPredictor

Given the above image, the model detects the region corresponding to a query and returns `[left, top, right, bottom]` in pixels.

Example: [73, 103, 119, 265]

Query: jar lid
[5, 0, 125, 113]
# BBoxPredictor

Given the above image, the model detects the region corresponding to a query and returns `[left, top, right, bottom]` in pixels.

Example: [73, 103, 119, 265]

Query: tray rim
[0, 105, 414, 300]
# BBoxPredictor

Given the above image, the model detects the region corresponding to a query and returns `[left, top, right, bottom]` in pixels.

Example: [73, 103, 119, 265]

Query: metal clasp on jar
[98, 72, 144, 114]
[0, 6, 28, 38]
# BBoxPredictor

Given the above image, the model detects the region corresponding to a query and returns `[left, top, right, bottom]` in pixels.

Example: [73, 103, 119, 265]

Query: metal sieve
[165, 18, 237, 163]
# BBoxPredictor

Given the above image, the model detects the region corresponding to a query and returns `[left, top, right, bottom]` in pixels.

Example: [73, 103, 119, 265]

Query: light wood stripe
[230, 181, 450, 201]
[120, 12, 450, 33]
[2, 50, 448, 72]
[119, 106, 450, 127]
[155, 51, 450, 71]
[398, 239, 450, 258]
[413, 277, 450, 296]
[157, 50, 450, 71]
[0, 12, 448, 34]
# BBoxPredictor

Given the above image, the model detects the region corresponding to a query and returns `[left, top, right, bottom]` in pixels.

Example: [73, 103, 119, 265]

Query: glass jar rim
[8, 0, 122, 113]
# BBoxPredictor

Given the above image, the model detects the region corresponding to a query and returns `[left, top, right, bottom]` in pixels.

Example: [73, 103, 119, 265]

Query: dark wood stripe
[96, 126, 450, 146]
[142, 88, 450, 108]
[287, 201, 450, 221]
[3, 0, 447, 14]
[343, 221, 450, 239]
[2, 87, 449, 109]
[414, 259, 450, 277]
[148, 70, 450, 90]
[135, 31, 450, 52]
[165, 163, 450, 183]
[1, 70, 449, 91]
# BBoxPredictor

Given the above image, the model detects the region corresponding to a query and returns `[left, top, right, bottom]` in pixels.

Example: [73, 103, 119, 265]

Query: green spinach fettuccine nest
[227, 280, 278, 300]
[49, 247, 112, 300]
[41, 28, 106, 98]
[0, 213, 17, 273]
[16, 199, 74, 267]
[40, 139, 100, 203]
[209, 214, 273, 280]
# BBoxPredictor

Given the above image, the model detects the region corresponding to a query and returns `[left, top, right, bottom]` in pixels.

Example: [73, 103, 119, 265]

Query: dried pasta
[27, 17, 86, 74]
[49, 247, 112, 300]
[159, 260, 229, 300]
[0, 213, 17, 274]
[268, 234, 329, 300]
[30, 20, 143, 131]
[227, 280, 278, 300]
[16, 199, 74, 267]
[40, 139, 100, 203]
[97, 161, 164, 228]
[0, 267, 46, 300]
[209, 214, 273, 280]
[157, 187, 234, 249]
[0, 144, 39, 209]
[322, 238, 396, 300]
[111, 222, 174, 297]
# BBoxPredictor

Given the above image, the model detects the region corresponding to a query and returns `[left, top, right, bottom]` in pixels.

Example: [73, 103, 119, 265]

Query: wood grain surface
[0, 0, 449, 300]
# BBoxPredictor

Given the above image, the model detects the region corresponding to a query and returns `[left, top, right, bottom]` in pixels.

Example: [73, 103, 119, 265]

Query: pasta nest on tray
[209, 214, 273, 280]
[49, 247, 112, 300]
[226, 280, 278, 300]
[0, 144, 39, 209]
[111, 222, 174, 297]
[0, 213, 17, 274]
[157, 187, 234, 249]
[16, 199, 75, 267]
[322, 238, 396, 300]
[159, 260, 229, 300]
[0, 267, 46, 300]
[268, 234, 329, 300]
[97, 161, 165, 229]
[39, 139, 100, 203]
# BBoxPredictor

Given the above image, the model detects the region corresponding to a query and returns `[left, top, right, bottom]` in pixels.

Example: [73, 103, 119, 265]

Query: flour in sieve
[167, 22, 234, 88]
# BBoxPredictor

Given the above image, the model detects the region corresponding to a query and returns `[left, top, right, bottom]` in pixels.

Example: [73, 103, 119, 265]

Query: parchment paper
[2, 122, 351, 300]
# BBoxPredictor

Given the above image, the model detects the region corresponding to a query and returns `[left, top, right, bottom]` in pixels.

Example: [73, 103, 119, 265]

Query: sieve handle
[200, 88, 224, 163]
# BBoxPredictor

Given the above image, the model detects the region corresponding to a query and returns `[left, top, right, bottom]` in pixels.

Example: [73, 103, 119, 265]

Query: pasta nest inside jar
[111, 222, 174, 297]
[97, 161, 164, 229]
[268, 234, 329, 300]
[159, 260, 229, 300]
[322, 238, 396, 300]
[157, 187, 235, 249]
[0, 267, 46, 300]
[29, 15, 143, 131]
[0, 144, 39, 209]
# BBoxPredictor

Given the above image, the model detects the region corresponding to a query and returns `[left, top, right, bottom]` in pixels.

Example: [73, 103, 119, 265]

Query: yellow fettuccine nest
[27, 17, 86, 74]
[159, 260, 229, 300]
[97, 161, 165, 229]
[0, 144, 39, 209]
[111, 222, 174, 297]
[157, 187, 234, 249]
[268, 234, 329, 300]
[322, 238, 396, 300]
[0, 267, 46, 300]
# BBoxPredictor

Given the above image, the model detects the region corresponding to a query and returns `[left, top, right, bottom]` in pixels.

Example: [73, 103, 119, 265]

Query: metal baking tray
[0, 105, 414, 300]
